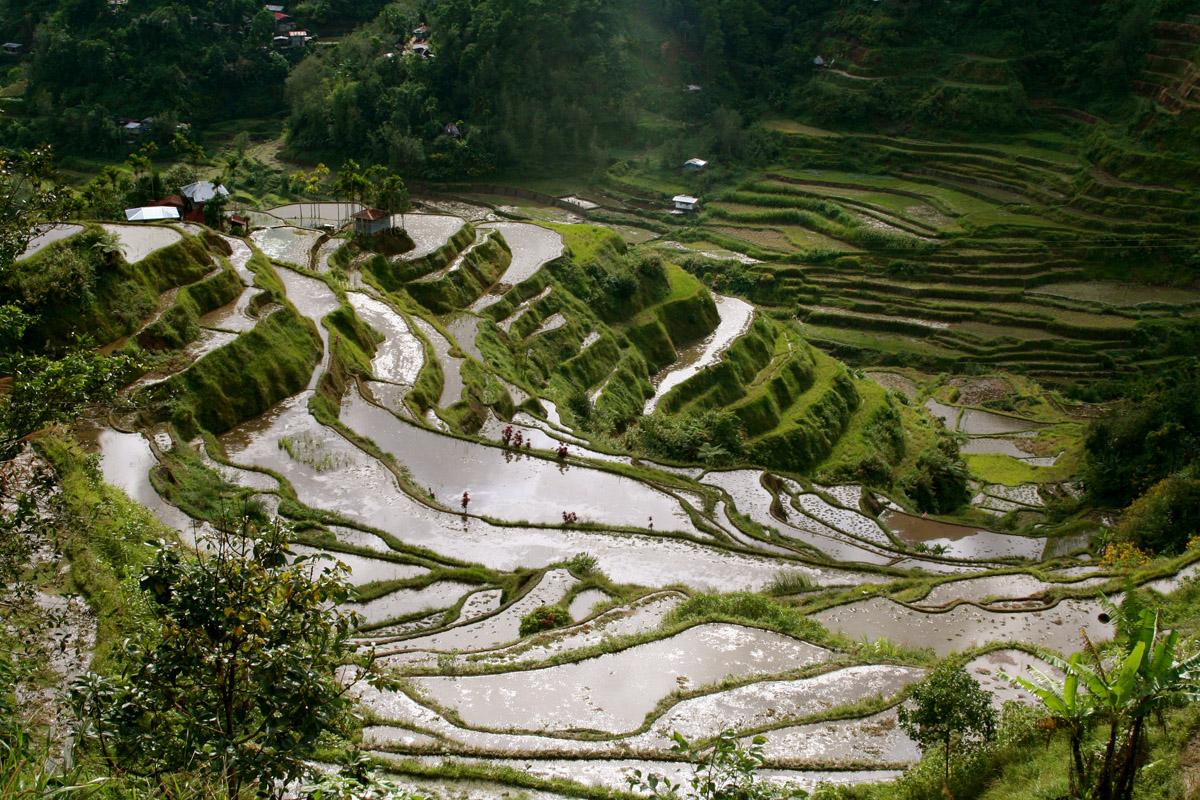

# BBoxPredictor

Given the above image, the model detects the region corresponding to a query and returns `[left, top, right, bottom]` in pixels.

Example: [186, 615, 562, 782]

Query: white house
[125, 206, 180, 222]
[672, 195, 700, 213]
[683, 158, 708, 172]
[180, 181, 230, 205]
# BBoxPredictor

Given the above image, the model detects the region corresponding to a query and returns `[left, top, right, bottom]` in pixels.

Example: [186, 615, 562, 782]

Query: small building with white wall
[672, 195, 700, 213]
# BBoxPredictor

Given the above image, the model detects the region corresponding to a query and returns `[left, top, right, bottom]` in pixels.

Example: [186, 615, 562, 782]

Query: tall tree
[898, 662, 997, 787]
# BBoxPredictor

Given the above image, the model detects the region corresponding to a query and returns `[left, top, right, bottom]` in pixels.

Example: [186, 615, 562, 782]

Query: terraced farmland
[37, 197, 1196, 799]
[580, 118, 1200, 386]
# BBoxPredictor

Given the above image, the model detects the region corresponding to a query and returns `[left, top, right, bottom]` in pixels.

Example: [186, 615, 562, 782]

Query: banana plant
[1007, 610, 1200, 800]
[1008, 653, 1095, 797]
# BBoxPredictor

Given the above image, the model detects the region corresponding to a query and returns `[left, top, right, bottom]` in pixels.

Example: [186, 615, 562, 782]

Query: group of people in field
[449, 425, 577, 522]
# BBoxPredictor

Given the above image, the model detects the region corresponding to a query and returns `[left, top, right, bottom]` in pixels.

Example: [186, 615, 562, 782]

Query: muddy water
[352, 581, 475, 626]
[223, 404, 811, 589]
[480, 222, 564, 285]
[382, 569, 578, 657]
[94, 429, 202, 540]
[478, 414, 624, 464]
[412, 317, 464, 406]
[289, 544, 431, 586]
[327, 525, 394, 554]
[750, 709, 919, 765]
[266, 202, 362, 229]
[193, 446, 278, 493]
[923, 399, 960, 428]
[411, 623, 831, 733]
[391, 754, 898, 796]
[787, 486, 891, 546]
[1141, 560, 1200, 594]
[340, 388, 701, 532]
[217, 235, 255, 283]
[274, 265, 339, 364]
[100, 224, 182, 263]
[19, 223, 83, 260]
[529, 312, 567, 338]
[964, 649, 1061, 709]
[567, 589, 609, 621]
[960, 437, 1030, 457]
[199, 286, 262, 332]
[882, 510, 1045, 561]
[251, 226, 323, 268]
[498, 286, 552, 333]
[645, 295, 754, 414]
[476, 593, 684, 669]
[958, 409, 1046, 435]
[633, 664, 924, 747]
[314, 238, 341, 272]
[415, 229, 492, 283]
[703, 470, 897, 566]
[813, 596, 1114, 656]
[458, 588, 504, 622]
[128, 329, 240, 392]
[444, 314, 484, 361]
[397, 214, 466, 260]
[915, 574, 1106, 608]
[348, 293, 425, 385]
[363, 381, 413, 416]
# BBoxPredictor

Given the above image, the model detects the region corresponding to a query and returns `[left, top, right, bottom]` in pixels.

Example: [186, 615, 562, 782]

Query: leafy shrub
[1115, 476, 1200, 555]
[518, 604, 571, 636]
[630, 409, 746, 465]
[565, 552, 599, 576]
[902, 437, 970, 514]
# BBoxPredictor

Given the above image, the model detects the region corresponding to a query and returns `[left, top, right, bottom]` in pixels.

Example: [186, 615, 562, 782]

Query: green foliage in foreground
[1116, 476, 1200, 556]
[898, 663, 997, 787]
[1008, 610, 1200, 800]
[71, 523, 384, 798]
[628, 730, 806, 799]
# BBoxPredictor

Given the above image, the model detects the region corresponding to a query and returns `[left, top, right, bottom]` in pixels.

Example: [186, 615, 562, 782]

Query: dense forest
[5, 0, 1198, 166]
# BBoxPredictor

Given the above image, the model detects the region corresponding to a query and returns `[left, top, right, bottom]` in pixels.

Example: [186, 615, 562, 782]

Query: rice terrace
[2, 2, 1200, 800]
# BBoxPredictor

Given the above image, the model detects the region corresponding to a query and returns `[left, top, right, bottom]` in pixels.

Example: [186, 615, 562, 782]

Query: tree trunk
[1070, 732, 1086, 798]
[1114, 716, 1145, 800]
[1097, 721, 1121, 800]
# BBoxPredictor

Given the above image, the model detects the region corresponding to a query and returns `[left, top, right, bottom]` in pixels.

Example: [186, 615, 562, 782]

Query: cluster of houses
[117, 116, 191, 142]
[124, 181, 231, 225]
[407, 21, 435, 59]
[267, 4, 313, 49]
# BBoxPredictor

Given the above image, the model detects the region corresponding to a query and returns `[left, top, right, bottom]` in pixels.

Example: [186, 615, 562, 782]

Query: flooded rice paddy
[82, 210, 1200, 797]
[882, 510, 1046, 561]
[411, 623, 831, 734]
[251, 226, 323, 268]
[99, 223, 182, 263]
[19, 222, 83, 260]
[348, 293, 425, 385]
[814, 596, 1114, 656]
[644, 295, 754, 414]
